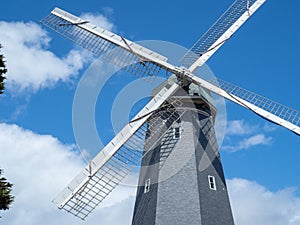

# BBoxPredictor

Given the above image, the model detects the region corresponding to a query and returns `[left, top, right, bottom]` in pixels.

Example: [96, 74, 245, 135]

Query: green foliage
[0, 45, 13, 213]
[0, 169, 14, 211]
[0, 44, 7, 94]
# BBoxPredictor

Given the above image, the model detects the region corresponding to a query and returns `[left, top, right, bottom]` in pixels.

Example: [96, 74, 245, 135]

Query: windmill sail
[53, 82, 182, 219]
[214, 78, 300, 130]
[185, 75, 300, 135]
[40, 8, 175, 81]
[181, 0, 266, 72]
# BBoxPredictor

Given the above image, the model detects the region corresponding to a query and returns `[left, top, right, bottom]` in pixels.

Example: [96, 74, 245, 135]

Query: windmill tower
[131, 79, 234, 225]
[40, 0, 300, 224]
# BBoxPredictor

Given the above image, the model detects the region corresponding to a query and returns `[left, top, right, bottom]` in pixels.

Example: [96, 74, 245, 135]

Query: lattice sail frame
[181, 0, 266, 72]
[214, 78, 300, 129]
[40, 8, 174, 82]
[183, 74, 300, 135]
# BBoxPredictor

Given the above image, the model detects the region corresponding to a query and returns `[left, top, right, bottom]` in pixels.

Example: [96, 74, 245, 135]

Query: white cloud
[239, 133, 272, 149]
[226, 120, 257, 136]
[0, 21, 86, 92]
[81, 12, 115, 32]
[223, 120, 273, 152]
[0, 123, 135, 225]
[226, 120, 277, 136]
[228, 178, 300, 225]
[223, 133, 272, 152]
[0, 12, 114, 93]
[0, 123, 299, 225]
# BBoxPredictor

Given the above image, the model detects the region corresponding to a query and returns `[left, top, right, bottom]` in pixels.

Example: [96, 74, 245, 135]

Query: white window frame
[173, 126, 181, 139]
[144, 178, 151, 193]
[208, 175, 217, 191]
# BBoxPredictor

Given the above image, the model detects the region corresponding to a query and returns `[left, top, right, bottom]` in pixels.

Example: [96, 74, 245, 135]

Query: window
[173, 127, 181, 139]
[144, 179, 151, 193]
[208, 175, 216, 191]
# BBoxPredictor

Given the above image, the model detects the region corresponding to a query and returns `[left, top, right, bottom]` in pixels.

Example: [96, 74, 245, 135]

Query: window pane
[144, 179, 151, 193]
[208, 175, 216, 191]
[174, 127, 180, 139]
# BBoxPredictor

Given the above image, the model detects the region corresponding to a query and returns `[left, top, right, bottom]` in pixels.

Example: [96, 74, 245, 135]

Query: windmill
[41, 0, 300, 224]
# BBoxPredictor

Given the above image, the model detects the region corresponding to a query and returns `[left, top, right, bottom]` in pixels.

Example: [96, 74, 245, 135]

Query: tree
[0, 170, 14, 210]
[0, 45, 12, 212]
[0, 44, 7, 94]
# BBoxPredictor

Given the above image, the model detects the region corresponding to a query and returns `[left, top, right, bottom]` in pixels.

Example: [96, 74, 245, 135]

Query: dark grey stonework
[131, 86, 234, 225]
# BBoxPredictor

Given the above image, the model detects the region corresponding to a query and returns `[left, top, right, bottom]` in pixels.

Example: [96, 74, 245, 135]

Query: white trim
[144, 179, 151, 193]
[173, 126, 181, 139]
[208, 175, 217, 191]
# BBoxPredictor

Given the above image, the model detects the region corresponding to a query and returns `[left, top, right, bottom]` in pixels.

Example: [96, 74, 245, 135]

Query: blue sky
[0, 0, 300, 225]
